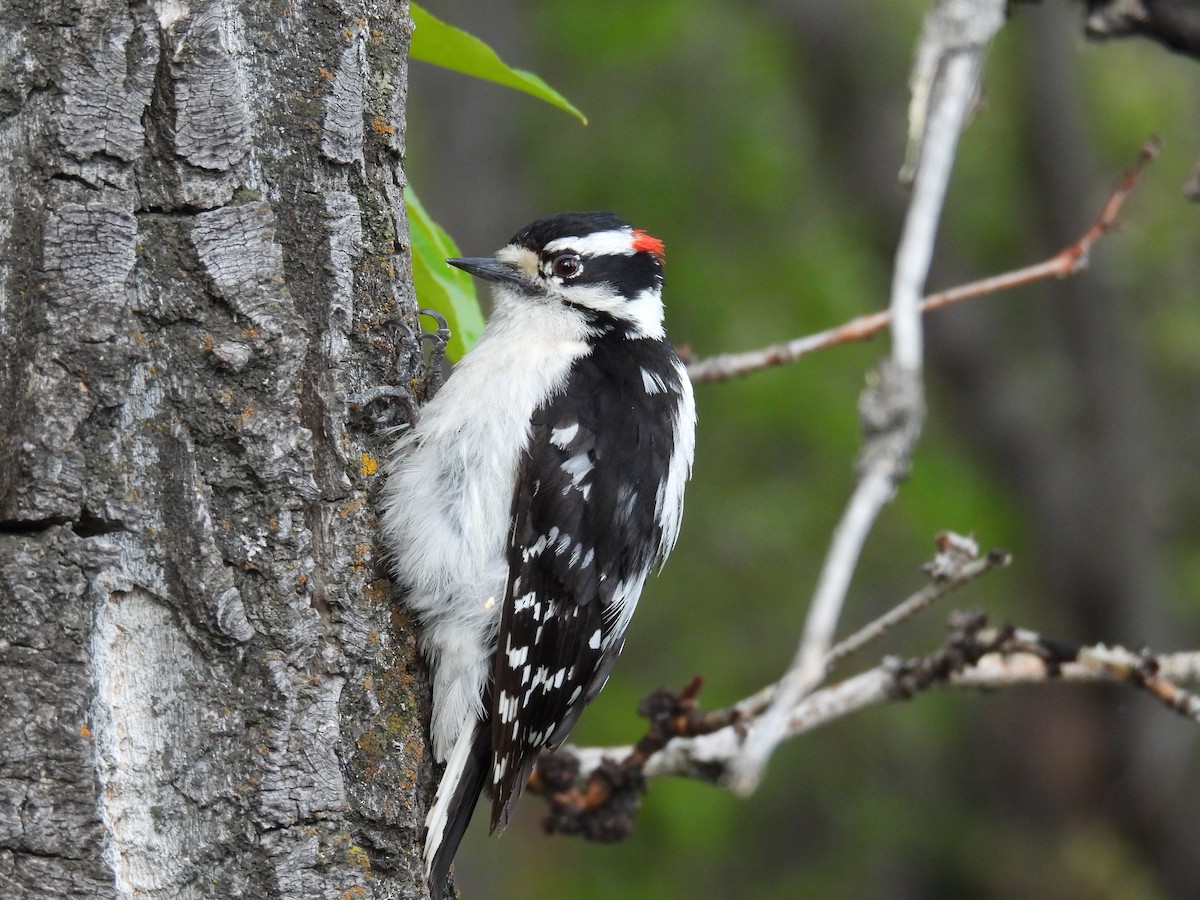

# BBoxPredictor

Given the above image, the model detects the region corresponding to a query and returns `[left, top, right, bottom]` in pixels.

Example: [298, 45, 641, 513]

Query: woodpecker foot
[419, 308, 450, 398]
[348, 383, 417, 428]
[348, 309, 451, 427]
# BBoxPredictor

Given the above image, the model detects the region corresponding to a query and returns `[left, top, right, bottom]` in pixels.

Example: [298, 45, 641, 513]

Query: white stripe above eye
[543, 229, 636, 258]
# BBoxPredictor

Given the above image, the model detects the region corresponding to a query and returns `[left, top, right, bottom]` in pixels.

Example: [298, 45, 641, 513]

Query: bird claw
[348, 383, 417, 428]
[349, 308, 452, 428]
[419, 308, 451, 397]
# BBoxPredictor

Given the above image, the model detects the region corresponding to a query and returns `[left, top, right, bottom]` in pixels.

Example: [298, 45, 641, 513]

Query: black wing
[488, 333, 687, 829]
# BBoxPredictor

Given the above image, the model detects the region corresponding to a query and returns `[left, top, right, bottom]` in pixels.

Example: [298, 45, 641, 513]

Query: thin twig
[706, 535, 1010, 726]
[729, 468, 898, 795]
[958, 640, 1200, 724]
[827, 542, 1011, 671]
[1160, 651, 1200, 684]
[685, 135, 1162, 385]
[550, 625, 1200, 797]
[728, 0, 1006, 796]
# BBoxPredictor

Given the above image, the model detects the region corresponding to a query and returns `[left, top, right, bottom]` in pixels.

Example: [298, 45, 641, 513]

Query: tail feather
[424, 722, 490, 900]
[489, 752, 539, 833]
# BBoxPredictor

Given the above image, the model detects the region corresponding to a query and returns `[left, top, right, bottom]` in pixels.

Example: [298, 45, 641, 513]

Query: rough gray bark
[0, 0, 430, 897]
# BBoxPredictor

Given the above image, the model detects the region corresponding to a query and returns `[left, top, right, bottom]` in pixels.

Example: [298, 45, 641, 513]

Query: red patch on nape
[631, 229, 666, 262]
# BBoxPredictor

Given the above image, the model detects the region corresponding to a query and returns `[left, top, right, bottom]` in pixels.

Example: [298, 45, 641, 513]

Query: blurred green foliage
[411, 2, 587, 123]
[407, 1, 1200, 897]
[407, 2, 586, 357]
[405, 186, 484, 359]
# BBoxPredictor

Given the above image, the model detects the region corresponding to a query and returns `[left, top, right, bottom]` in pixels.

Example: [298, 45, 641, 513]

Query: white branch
[556, 642, 1200, 788]
[827, 534, 999, 669]
[728, 0, 1006, 795]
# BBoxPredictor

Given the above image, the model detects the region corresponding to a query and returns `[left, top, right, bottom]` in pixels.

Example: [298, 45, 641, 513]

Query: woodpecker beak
[447, 257, 525, 285]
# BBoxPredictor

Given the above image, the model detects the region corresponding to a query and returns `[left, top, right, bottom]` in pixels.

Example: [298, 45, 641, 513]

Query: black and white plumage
[379, 212, 695, 899]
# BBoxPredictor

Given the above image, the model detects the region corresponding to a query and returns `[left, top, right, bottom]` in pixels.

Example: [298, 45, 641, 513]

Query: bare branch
[685, 136, 1161, 385]
[530, 677, 709, 840]
[826, 533, 1010, 670]
[729, 0, 1006, 796]
[957, 639, 1200, 723]
[532, 534, 1012, 833]
[546, 618, 1200, 808]
[1159, 651, 1200, 685]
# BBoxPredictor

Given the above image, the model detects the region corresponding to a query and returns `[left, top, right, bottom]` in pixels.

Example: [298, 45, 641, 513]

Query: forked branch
[685, 136, 1162, 385]
[536, 609, 1200, 833]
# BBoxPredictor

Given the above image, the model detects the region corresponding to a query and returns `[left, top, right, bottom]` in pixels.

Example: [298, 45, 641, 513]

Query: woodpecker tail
[424, 721, 489, 900]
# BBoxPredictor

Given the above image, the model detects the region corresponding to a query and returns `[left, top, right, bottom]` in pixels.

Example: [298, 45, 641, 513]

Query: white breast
[378, 289, 593, 758]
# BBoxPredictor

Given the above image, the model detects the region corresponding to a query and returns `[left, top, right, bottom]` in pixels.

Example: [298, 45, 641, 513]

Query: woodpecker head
[447, 212, 667, 338]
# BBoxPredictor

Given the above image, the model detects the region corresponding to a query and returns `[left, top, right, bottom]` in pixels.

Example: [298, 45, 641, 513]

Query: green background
[407, 2, 1200, 897]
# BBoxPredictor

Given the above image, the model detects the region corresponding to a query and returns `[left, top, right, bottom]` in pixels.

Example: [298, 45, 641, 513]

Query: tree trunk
[0, 0, 429, 896]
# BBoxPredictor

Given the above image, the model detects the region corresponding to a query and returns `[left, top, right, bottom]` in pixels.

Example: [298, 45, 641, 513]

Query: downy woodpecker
[380, 212, 696, 898]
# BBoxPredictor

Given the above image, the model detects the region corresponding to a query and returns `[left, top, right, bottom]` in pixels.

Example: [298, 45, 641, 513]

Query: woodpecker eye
[552, 253, 583, 279]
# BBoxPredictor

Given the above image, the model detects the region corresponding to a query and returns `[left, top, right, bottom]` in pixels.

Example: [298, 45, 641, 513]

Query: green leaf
[405, 185, 485, 360]
[409, 3, 587, 124]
